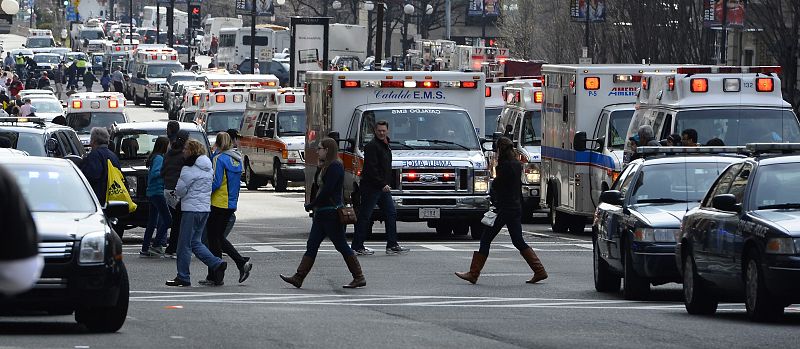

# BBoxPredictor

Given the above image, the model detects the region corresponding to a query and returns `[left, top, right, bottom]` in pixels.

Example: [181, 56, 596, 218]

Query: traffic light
[189, 5, 201, 29]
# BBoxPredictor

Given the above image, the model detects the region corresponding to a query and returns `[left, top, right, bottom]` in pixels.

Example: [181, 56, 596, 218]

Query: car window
[630, 162, 730, 204]
[594, 111, 608, 144]
[5, 163, 97, 212]
[750, 163, 800, 209]
[703, 163, 742, 207]
[0, 130, 46, 156]
[612, 163, 637, 190]
[617, 163, 639, 198]
[728, 162, 753, 204]
[56, 132, 76, 156]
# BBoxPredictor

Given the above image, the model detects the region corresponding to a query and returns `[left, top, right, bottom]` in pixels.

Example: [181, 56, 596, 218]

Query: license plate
[419, 208, 440, 219]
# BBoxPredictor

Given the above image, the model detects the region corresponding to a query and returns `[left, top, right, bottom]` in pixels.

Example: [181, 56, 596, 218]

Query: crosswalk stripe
[419, 244, 457, 251]
[251, 245, 281, 253]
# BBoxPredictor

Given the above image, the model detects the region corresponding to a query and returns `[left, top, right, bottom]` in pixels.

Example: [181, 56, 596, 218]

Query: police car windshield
[4, 163, 96, 213]
[113, 131, 207, 160]
[609, 110, 634, 149]
[485, 108, 502, 134]
[34, 55, 60, 64]
[30, 99, 63, 113]
[67, 112, 126, 134]
[147, 64, 183, 78]
[362, 109, 480, 150]
[27, 38, 54, 48]
[277, 111, 306, 136]
[675, 109, 800, 146]
[631, 162, 729, 204]
[0, 131, 45, 156]
[521, 111, 542, 146]
[206, 111, 244, 135]
[752, 164, 800, 210]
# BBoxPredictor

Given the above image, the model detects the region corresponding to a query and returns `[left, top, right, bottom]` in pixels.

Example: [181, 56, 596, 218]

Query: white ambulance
[540, 64, 679, 234]
[177, 88, 209, 123]
[194, 87, 250, 145]
[626, 66, 800, 153]
[129, 46, 184, 106]
[239, 88, 306, 192]
[65, 92, 128, 148]
[494, 78, 544, 219]
[26, 29, 56, 53]
[305, 71, 491, 238]
[202, 73, 280, 90]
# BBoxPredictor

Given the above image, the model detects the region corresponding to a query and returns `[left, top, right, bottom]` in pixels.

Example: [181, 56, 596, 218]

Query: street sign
[578, 57, 592, 64]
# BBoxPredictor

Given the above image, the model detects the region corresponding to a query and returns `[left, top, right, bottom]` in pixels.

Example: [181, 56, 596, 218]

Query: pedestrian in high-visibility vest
[76, 58, 88, 77]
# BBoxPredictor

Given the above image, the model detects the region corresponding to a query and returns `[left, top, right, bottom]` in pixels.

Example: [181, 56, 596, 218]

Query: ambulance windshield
[609, 110, 634, 149]
[485, 108, 502, 135]
[674, 109, 800, 145]
[67, 112, 127, 134]
[206, 111, 245, 135]
[277, 111, 305, 136]
[27, 37, 54, 48]
[521, 111, 542, 146]
[362, 109, 480, 150]
[147, 64, 183, 78]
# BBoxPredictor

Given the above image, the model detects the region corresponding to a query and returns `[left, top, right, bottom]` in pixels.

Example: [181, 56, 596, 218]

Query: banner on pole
[236, 0, 274, 16]
[467, 0, 500, 17]
[703, 0, 745, 28]
[570, 0, 606, 22]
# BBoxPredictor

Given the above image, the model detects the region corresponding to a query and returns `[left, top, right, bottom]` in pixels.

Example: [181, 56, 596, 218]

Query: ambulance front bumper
[376, 195, 490, 222]
[280, 163, 306, 182]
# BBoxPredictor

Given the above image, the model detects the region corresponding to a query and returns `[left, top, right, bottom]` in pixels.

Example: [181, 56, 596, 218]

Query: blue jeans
[142, 194, 171, 252]
[176, 211, 224, 282]
[305, 210, 354, 258]
[351, 186, 398, 250]
[479, 209, 530, 256]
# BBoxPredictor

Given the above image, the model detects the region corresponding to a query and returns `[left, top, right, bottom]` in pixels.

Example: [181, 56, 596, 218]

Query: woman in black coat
[455, 136, 548, 284]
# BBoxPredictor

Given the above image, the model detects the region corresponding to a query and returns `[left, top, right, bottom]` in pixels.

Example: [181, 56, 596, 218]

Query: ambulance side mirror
[480, 138, 494, 152]
[594, 136, 606, 152]
[573, 131, 588, 152]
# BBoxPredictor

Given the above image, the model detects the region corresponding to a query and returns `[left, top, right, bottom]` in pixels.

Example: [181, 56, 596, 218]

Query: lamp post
[365, 1, 374, 57]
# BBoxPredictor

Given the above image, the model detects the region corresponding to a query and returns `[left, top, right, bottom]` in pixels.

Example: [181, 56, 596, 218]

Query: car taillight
[460, 81, 477, 89]
[285, 95, 296, 103]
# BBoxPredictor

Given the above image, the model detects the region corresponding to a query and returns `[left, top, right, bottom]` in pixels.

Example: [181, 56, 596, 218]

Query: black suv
[678, 143, 800, 322]
[109, 121, 210, 233]
[0, 117, 86, 159]
[0, 156, 130, 332]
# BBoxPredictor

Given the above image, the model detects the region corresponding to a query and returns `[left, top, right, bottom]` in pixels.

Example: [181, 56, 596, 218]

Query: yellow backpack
[105, 159, 137, 213]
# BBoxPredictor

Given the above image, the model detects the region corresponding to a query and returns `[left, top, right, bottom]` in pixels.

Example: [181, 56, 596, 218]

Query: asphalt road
[3, 81, 800, 348]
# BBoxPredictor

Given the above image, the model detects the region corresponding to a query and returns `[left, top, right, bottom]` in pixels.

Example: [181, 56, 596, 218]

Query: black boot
[342, 255, 366, 289]
[280, 256, 314, 288]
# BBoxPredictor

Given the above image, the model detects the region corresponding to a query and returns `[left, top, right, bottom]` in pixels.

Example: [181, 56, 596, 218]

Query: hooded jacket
[211, 149, 243, 210]
[175, 154, 213, 212]
[146, 154, 165, 197]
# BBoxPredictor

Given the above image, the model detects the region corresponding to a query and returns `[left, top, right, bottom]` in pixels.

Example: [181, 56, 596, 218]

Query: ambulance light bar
[756, 78, 774, 92]
[216, 95, 226, 103]
[676, 66, 782, 75]
[637, 146, 745, 155]
[340, 80, 477, 89]
[0, 117, 45, 125]
[746, 143, 800, 154]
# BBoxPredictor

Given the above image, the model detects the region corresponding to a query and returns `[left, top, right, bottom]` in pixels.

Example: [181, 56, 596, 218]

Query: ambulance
[177, 88, 209, 123]
[239, 88, 306, 192]
[65, 92, 128, 149]
[26, 29, 56, 53]
[129, 46, 184, 106]
[494, 79, 544, 219]
[626, 66, 800, 153]
[540, 64, 679, 234]
[305, 71, 491, 239]
[194, 78, 278, 145]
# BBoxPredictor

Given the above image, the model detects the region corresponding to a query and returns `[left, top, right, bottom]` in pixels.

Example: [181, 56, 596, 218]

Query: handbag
[481, 208, 497, 227]
[337, 206, 358, 225]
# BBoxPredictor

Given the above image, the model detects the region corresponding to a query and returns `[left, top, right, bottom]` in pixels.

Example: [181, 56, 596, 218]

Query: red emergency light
[690, 78, 708, 93]
[584, 77, 600, 90]
[285, 95, 296, 103]
[748, 66, 782, 74]
[417, 80, 439, 88]
[216, 95, 226, 103]
[259, 81, 277, 86]
[108, 100, 118, 108]
[533, 91, 543, 103]
[405, 171, 418, 181]
[72, 100, 82, 109]
[756, 78, 774, 92]
[667, 77, 675, 91]
[460, 81, 477, 89]
[381, 81, 404, 88]
[192, 96, 200, 105]
[485, 86, 492, 97]
[341, 80, 360, 88]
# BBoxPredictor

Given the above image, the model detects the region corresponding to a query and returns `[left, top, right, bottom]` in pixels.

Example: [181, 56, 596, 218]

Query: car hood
[630, 202, 696, 228]
[37, 112, 63, 122]
[32, 211, 108, 241]
[283, 136, 305, 150]
[752, 210, 800, 236]
[392, 150, 488, 170]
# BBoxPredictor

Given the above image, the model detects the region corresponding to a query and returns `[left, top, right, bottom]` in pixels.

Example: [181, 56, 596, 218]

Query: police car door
[715, 162, 752, 290]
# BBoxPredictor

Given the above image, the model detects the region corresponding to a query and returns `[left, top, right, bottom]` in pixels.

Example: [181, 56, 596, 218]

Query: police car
[593, 146, 742, 300]
[110, 122, 211, 233]
[0, 117, 85, 158]
[65, 92, 128, 149]
[677, 143, 800, 322]
[239, 88, 306, 191]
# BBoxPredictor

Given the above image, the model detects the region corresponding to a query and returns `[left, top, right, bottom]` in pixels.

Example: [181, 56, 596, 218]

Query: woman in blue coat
[140, 136, 172, 256]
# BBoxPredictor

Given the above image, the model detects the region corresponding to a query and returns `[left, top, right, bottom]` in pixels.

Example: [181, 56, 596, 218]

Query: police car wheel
[75, 262, 129, 333]
[682, 254, 717, 315]
[745, 252, 784, 322]
[622, 245, 649, 300]
[593, 238, 620, 292]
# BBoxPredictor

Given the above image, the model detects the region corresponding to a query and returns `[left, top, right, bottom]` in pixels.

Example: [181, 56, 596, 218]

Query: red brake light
[690, 78, 708, 93]
[285, 95, 296, 103]
[108, 100, 118, 108]
[667, 77, 675, 91]
[584, 77, 600, 90]
[485, 86, 491, 97]
[171, 55, 177, 60]
[381, 81, 404, 88]
[341, 80, 360, 88]
[460, 81, 477, 89]
[756, 78, 774, 92]
[533, 91, 543, 103]
[71, 100, 82, 109]
[641, 77, 649, 90]
[216, 95, 226, 103]
[417, 80, 439, 88]
[151, 54, 157, 59]
[192, 96, 199, 105]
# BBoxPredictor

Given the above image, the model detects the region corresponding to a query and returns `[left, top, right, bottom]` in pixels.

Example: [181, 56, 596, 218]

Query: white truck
[202, 17, 244, 54]
[540, 64, 678, 234]
[304, 71, 491, 238]
[328, 24, 368, 63]
[216, 27, 289, 74]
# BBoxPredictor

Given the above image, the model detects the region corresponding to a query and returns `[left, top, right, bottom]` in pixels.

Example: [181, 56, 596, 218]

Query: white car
[29, 97, 65, 122]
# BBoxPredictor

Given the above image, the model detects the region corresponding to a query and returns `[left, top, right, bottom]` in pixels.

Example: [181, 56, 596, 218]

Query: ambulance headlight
[125, 175, 138, 196]
[287, 150, 302, 159]
[474, 171, 490, 193]
[523, 163, 540, 184]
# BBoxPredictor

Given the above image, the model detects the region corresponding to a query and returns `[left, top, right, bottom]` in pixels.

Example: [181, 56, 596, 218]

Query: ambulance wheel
[244, 162, 266, 190]
[550, 206, 568, 233]
[469, 222, 484, 240]
[273, 162, 288, 192]
[453, 222, 469, 236]
[435, 222, 452, 237]
[144, 92, 151, 106]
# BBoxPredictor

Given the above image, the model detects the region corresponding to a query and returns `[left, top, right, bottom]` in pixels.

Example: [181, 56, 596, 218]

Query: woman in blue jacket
[205, 132, 252, 285]
[280, 137, 365, 289]
[141, 136, 171, 256]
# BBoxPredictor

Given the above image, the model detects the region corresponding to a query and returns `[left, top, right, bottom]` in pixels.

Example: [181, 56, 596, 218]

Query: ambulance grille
[399, 168, 463, 191]
[299, 150, 305, 162]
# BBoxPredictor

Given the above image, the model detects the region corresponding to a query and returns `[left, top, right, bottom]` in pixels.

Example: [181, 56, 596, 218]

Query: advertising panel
[290, 17, 330, 87]
[467, 0, 500, 17]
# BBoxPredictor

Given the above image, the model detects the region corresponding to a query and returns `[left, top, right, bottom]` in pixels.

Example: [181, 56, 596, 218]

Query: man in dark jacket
[79, 127, 121, 206]
[350, 120, 410, 255]
[162, 127, 188, 257]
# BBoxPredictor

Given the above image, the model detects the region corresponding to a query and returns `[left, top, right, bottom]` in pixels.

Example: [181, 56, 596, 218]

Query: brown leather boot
[342, 255, 366, 288]
[455, 252, 487, 284]
[520, 247, 548, 284]
[280, 255, 315, 288]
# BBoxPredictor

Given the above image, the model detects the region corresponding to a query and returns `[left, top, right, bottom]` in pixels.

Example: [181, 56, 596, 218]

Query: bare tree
[497, 0, 538, 59]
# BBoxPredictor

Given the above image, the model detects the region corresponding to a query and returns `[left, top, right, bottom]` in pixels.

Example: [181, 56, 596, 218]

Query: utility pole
[480, 0, 486, 44]
[720, 0, 729, 65]
[128, 0, 133, 37]
[584, 0, 589, 58]
[250, 1, 256, 74]
[167, 0, 174, 47]
[445, 0, 450, 39]
[375, 1, 384, 70]
[156, 2, 160, 44]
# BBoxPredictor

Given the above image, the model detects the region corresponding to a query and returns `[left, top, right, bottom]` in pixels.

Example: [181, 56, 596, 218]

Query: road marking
[419, 244, 456, 251]
[251, 245, 281, 253]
